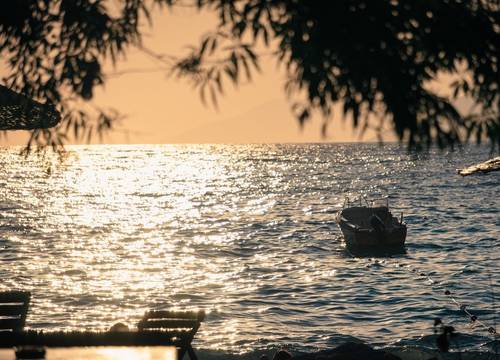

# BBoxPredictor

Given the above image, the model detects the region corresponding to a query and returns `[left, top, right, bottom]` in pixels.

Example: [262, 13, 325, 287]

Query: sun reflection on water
[0, 144, 498, 352]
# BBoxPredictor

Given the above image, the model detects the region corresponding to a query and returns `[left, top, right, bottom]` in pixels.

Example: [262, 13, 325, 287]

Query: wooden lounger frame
[138, 310, 206, 360]
[0, 308, 205, 360]
[0, 291, 31, 332]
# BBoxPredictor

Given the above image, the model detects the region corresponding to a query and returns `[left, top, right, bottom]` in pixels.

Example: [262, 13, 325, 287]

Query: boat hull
[337, 220, 407, 252]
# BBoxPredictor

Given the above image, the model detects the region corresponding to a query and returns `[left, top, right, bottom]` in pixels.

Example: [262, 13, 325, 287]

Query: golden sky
[3, 6, 395, 146]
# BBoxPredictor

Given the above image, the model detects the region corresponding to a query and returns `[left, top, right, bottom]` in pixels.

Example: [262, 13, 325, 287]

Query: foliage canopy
[1, 0, 498, 151]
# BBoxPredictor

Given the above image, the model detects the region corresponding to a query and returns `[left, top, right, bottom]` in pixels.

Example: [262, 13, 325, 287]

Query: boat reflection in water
[335, 197, 407, 255]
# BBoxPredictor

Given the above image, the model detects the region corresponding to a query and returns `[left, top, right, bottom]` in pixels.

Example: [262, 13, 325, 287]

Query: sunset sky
[1, 6, 396, 146]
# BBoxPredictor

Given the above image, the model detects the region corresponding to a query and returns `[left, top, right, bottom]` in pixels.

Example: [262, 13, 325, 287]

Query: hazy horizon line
[1, 141, 398, 149]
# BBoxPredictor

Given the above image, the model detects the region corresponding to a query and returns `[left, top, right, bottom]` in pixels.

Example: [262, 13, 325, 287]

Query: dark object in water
[335, 197, 406, 253]
[433, 318, 456, 353]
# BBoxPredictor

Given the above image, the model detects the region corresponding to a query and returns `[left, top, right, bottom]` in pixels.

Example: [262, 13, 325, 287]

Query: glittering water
[0, 144, 498, 355]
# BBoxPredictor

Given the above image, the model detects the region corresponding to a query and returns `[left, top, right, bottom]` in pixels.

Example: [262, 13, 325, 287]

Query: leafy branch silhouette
[1, 1, 498, 152]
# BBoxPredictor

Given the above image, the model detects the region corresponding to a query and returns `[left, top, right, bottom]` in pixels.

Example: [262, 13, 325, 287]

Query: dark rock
[295, 341, 401, 360]
[108, 322, 129, 332]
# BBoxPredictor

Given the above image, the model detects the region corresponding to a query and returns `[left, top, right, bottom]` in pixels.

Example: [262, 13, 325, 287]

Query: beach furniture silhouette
[138, 310, 205, 360]
[0, 291, 31, 332]
[0, 296, 204, 360]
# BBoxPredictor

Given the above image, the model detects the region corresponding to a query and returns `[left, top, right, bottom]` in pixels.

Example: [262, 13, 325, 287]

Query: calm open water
[0, 144, 498, 357]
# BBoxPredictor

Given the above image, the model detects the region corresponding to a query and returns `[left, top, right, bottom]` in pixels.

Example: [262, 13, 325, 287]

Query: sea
[0, 143, 498, 359]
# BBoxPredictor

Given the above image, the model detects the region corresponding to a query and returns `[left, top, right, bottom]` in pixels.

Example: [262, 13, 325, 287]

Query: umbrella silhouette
[0, 85, 61, 130]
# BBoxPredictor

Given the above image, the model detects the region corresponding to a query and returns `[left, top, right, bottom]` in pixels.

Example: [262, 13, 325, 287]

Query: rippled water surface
[0, 144, 498, 354]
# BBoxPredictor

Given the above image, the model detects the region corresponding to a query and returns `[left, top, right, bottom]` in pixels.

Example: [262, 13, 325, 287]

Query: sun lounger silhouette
[0, 291, 31, 332]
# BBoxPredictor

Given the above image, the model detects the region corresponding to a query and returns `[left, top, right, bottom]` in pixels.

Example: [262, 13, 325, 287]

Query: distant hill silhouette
[175, 99, 396, 143]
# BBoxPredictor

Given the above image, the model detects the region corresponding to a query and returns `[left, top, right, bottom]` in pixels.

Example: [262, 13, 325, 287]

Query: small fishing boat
[335, 197, 406, 252]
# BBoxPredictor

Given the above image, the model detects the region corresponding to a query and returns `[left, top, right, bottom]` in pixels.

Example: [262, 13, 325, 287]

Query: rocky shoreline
[247, 342, 498, 360]
[294, 342, 400, 359]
